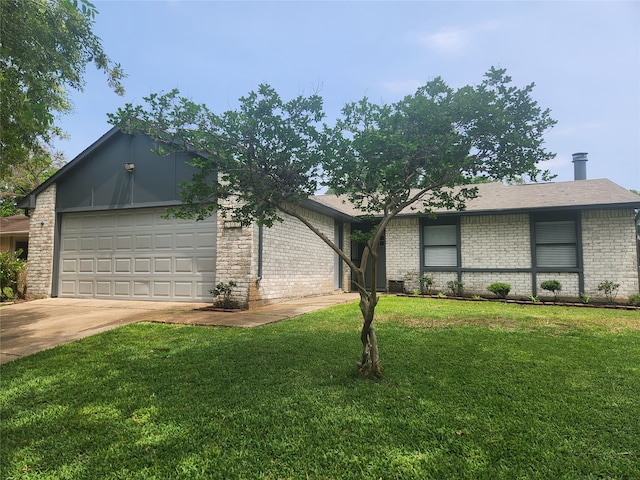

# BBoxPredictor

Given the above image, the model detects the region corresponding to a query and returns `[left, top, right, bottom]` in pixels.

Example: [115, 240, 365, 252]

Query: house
[313, 170, 640, 299]
[18, 129, 640, 304]
[17, 128, 352, 304]
[0, 215, 29, 260]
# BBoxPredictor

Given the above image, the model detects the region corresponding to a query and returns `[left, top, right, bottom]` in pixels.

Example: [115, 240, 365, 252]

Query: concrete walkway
[0, 293, 359, 364]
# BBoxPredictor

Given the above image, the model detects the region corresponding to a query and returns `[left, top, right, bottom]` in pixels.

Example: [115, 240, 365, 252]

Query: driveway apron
[0, 293, 359, 364]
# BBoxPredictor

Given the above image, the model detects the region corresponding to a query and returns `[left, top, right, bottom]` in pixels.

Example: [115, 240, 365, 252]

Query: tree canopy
[109, 68, 556, 376]
[0, 0, 125, 178]
[0, 144, 65, 217]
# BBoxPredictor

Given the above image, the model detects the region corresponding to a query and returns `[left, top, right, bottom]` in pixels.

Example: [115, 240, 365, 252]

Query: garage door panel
[60, 280, 76, 295]
[135, 235, 153, 250]
[155, 234, 173, 249]
[59, 208, 217, 301]
[61, 259, 77, 273]
[79, 259, 94, 272]
[78, 281, 93, 295]
[98, 236, 113, 250]
[175, 258, 193, 273]
[97, 259, 112, 272]
[116, 235, 132, 250]
[153, 282, 171, 297]
[62, 237, 79, 252]
[134, 258, 152, 273]
[114, 282, 131, 296]
[115, 258, 132, 273]
[96, 281, 111, 295]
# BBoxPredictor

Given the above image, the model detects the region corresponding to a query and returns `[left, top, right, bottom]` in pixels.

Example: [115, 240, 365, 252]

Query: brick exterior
[461, 214, 531, 268]
[385, 217, 421, 292]
[582, 209, 639, 299]
[384, 209, 639, 300]
[23, 179, 639, 305]
[214, 218, 254, 308]
[247, 206, 349, 307]
[25, 184, 57, 298]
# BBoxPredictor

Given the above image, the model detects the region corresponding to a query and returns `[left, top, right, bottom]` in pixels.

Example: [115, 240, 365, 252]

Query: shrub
[419, 274, 435, 295]
[628, 293, 640, 307]
[487, 282, 511, 299]
[579, 292, 591, 304]
[446, 280, 464, 296]
[540, 280, 562, 301]
[0, 250, 26, 302]
[597, 280, 620, 304]
[210, 280, 239, 309]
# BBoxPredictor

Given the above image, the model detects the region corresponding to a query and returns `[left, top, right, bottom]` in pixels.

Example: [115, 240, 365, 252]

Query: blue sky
[56, 0, 639, 190]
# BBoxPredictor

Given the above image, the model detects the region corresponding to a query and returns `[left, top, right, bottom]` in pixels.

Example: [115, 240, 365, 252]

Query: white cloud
[417, 21, 504, 56]
[419, 26, 472, 56]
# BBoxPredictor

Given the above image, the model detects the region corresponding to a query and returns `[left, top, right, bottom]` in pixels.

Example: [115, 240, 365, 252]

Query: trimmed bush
[628, 293, 640, 307]
[540, 280, 562, 301]
[487, 282, 511, 299]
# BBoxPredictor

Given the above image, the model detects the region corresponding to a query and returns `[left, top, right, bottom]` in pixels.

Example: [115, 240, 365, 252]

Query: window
[424, 224, 458, 267]
[534, 219, 577, 268]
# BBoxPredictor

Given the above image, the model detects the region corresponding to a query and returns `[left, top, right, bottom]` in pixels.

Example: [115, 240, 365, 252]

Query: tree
[0, 0, 125, 178]
[0, 144, 65, 217]
[109, 68, 556, 376]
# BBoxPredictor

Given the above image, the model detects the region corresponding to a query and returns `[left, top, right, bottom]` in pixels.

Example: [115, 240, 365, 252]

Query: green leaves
[110, 84, 326, 227]
[110, 68, 556, 230]
[325, 68, 556, 217]
[0, 0, 125, 179]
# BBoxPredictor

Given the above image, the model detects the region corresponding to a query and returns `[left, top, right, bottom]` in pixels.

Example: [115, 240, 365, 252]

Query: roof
[0, 215, 30, 235]
[309, 179, 640, 218]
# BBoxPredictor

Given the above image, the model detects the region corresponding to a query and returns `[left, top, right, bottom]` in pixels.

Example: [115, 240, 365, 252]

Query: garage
[58, 208, 216, 301]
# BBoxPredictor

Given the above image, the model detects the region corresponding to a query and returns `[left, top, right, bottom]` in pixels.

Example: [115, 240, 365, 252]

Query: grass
[1, 296, 639, 479]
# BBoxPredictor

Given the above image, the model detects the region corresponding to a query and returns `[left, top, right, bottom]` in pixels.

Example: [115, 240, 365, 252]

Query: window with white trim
[423, 224, 458, 267]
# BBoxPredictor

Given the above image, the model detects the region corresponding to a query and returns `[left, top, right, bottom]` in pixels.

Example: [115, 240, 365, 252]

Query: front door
[350, 223, 386, 291]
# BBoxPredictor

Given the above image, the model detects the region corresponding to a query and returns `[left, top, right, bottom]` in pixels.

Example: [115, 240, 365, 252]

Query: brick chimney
[572, 152, 588, 180]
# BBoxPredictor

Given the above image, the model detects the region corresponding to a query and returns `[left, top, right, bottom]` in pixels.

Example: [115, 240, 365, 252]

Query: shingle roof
[309, 179, 640, 218]
[0, 215, 30, 234]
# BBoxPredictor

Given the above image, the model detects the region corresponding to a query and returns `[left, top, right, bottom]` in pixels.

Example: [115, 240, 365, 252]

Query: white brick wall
[214, 215, 254, 308]
[26, 184, 57, 298]
[248, 205, 348, 307]
[385, 217, 420, 292]
[582, 209, 639, 299]
[461, 214, 530, 268]
[384, 209, 639, 300]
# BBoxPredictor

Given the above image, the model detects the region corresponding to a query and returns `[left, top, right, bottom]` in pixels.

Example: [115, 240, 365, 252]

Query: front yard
[1, 297, 638, 479]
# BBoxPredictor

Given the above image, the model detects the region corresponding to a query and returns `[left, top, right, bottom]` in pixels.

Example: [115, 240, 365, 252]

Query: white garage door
[58, 208, 216, 301]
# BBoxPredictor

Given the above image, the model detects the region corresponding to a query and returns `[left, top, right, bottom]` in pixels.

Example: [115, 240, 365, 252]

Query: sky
[54, 0, 640, 191]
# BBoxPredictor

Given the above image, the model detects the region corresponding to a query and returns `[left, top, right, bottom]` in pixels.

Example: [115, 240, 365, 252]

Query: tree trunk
[357, 290, 381, 377]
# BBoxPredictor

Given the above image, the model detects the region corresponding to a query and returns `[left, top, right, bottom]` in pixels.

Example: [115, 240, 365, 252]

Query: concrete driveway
[0, 293, 359, 364]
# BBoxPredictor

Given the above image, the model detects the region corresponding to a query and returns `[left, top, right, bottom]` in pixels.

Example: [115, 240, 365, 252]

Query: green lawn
[1, 297, 639, 479]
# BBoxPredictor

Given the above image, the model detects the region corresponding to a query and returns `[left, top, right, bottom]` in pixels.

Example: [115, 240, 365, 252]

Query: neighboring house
[18, 128, 640, 304]
[0, 215, 29, 260]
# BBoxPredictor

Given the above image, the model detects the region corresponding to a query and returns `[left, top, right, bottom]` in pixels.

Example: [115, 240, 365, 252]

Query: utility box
[388, 280, 405, 293]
